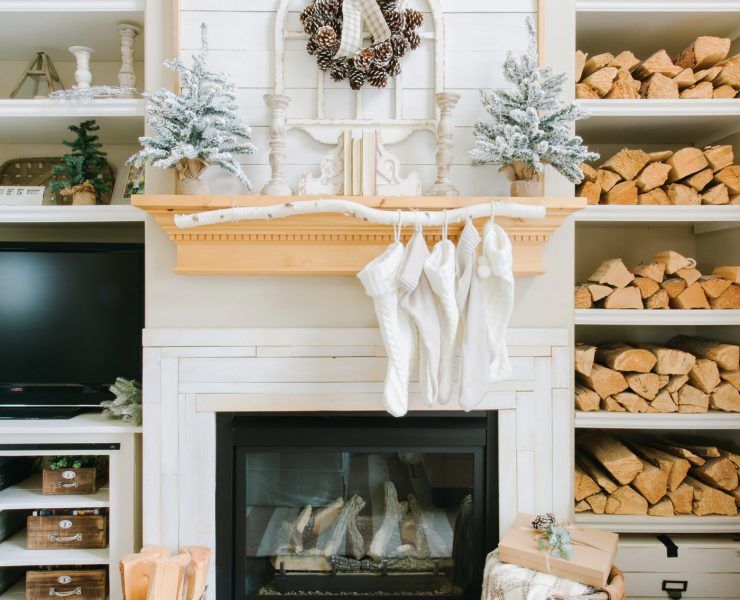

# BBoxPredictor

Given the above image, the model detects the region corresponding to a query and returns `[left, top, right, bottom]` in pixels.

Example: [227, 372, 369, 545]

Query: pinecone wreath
[300, 0, 424, 90]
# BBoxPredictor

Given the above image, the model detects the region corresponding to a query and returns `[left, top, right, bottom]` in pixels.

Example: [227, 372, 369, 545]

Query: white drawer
[623, 572, 740, 598]
[616, 534, 740, 574]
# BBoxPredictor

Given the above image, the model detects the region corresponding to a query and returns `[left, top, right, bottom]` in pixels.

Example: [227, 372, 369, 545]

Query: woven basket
[0, 157, 114, 205]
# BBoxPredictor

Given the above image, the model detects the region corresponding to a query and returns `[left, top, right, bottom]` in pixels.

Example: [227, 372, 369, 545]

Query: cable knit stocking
[400, 229, 439, 407]
[455, 221, 491, 411]
[424, 238, 458, 405]
[480, 221, 515, 381]
[357, 242, 414, 417]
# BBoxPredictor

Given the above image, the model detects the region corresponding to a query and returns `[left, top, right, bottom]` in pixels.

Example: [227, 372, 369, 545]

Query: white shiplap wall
[177, 0, 536, 195]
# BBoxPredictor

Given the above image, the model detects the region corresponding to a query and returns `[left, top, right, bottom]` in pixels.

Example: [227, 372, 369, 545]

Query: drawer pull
[48, 533, 82, 543]
[57, 482, 79, 488]
[48, 587, 82, 597]
[662, 579, 687, 600]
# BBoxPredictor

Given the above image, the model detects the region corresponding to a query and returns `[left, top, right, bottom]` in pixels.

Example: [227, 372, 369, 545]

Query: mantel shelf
[132, 195, 585, 276]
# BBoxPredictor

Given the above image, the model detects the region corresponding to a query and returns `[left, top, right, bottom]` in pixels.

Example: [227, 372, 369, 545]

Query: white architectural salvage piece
[261, 93, 293, 196]
[69, 46, 94, 89]
[376, 133, 422, 196]
[116, 24, 141, 91]
[428, 92, 461, 196]
[298, 133, 345, 196]
[174, 198, 546, 230]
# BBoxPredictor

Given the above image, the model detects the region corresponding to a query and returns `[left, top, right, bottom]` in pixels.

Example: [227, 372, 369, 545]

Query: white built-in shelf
[0, 530, 109, 567]
[576, 205, 740, 223]
[575, 100, 740, 146]
[0, 581, 24, 600]
[0, 1, 143, 10]
[575, 513, 740, 534]
[0, 475, 109, 510]
[0, 413, 141, 436]
[0, 205, 145, 224]
[0, 99, 145, 144]
[574, 309, 740, 326]
[576, 411, 740, 430]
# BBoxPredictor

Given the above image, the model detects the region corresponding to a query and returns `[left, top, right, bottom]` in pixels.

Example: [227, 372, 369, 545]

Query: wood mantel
[132, 195, 585, 276]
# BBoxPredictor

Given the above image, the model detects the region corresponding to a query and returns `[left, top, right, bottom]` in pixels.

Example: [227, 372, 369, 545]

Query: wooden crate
[27, 515, 107, 549]
[42, 467, 97, 494]
[26, 569, 106, 600]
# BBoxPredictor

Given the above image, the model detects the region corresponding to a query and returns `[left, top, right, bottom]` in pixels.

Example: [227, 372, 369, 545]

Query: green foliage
[50, 120, 112, 195]
[48, 455, 101, 470]
[101, 377, 142, 426]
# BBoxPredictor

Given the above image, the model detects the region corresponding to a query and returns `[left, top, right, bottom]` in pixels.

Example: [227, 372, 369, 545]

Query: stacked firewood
[575, 252, 740, 309]
[575, 36, 738, 99]
[575, 336, 740, 414]
[119, 545, 210, 600]
[575, 431, 739, 517]
[577, 146, 739, 206]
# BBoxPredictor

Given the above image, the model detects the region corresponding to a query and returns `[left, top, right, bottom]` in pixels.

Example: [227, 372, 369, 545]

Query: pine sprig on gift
[469, 18, 598, 183]
[50, 120, 112, 196]
[101, 377, 142, 426]
[128, 23, 257, 189]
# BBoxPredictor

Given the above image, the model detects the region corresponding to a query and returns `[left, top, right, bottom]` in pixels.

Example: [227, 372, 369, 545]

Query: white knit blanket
[481, 550, 607, 600]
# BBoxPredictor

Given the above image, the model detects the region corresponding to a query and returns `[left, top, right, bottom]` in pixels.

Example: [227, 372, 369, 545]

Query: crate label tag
[58, 575, 72, 584]
[62, 470, 77, 480]
[59, 519, 73, 529]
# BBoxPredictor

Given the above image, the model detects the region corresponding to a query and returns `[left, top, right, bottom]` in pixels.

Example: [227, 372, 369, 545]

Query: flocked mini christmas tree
[50, 120, 112, 205]
[470, 18, 597, 195]
[129, 23, 257, 194]
[101, 377, 142, 426]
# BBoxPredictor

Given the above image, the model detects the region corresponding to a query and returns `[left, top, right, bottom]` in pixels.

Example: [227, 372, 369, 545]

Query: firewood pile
[575, 252, 740, 310]
[575, 431, 739, 517]
[577, 146, 739, 206]
[575, 336, 740, 414]
[575, 36, 739, 99]
[119, 545, 210, 600]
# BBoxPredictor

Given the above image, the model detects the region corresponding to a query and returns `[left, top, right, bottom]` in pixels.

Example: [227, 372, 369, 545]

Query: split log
[633, 445, 689, 491]
[630, 261, 666, 283]
[312, 497, 344, 534]
[577, 453, 619, 494]
[596, 343, 657, 373]
[650, 390, 678, 413]
[588, 258, 634, 288]
[667, 482, 693, 514]
[632, 50, 682, 79]
[654, 444, 706, 466]
[575, 285, 593, 309]
[578, 432, 643, 485]
[673, 68, 695, 89]
[666, 374, 689, 394]
[580, 162, 598, 182]
[648, 497, 674, 516]
[582, 52, 614, 78]
[672, 282, 710, 309]
[668, 336, 740, 371]
[323, 495, 365, 557]
[604, 180, 638, 205]
[640, 73, 679, 99]
[575, 342, 597, 376]
[676, 383, 709, 413]
[685, 476, 737, 516]
[675, 36, 731, 69]
[714, 61, 740, 88]
[633, 276, 660, 299]
[699, 276, 732, 299]
[586, 492, 607, 514]
[606, 79, 640, 99]
[407, 493, 445, 558]
[666, 148, 709, 182]
[577, 181, 602, 205]
[661, 278, 687, 299]
[666, 183, 700, 205]
[368, 482, 407, 561]
[710, 381, 740, 412]
[595, 169, 622, 192]
[588, 284, 614, 302]
[289, 505, 313, 554]
[575, 463, 602, 500]
[717, 448, 740, 468]
[605, 486, 648, 515]
[648, 150, 674, 163]
[639, 344, 696, 375]
[713, 84, 738, 98]
[181, 546, 211, 600]
[680, 444, 720, 458]
[121, 550, 167, 600]
[715, 166, 740, 194]
[575, 499, 591, 513]
[609, 51, 640, 72]
[576, 83, 600, 99]
[604, 287, 643, 309]
[632, 458, 669, 504]
[575, 384, 600, 412]
[146, 556, 188, 600]
[647, 288, 670, 310]
[635, 162, 671, 192]
[676, 267, 702, 286]
[653, 250, 694, 275]
[687, 358, 721, 393]
[712, 266, 740, 284]
[347, 515, 365, 559]
[601, 396, 627, 412]
[575, 50, 588, 82]
[626, 372, 664, 400]
[691, 457, 738, 491]
[683, 168, 714, 192]
[613, 391, 649, 413]
[694, 66, 722, 83]
[639, 188, 670, 206]
[709, 284, 740, 309]
[720, 370, 740, 391]
[603, 148, 650, 180]
[703, 145, 734, 172]
[680, 82, 714, 99]
[702, 183, 730, 205]
[577, 363, 629, 399]
[582, 67, 618, 97]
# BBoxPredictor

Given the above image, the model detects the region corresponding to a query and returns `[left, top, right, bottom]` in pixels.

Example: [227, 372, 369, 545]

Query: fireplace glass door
[219, 414, 496, 600]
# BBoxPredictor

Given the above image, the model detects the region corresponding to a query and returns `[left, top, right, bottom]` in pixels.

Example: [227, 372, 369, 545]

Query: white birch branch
[173, 198, 547, 229]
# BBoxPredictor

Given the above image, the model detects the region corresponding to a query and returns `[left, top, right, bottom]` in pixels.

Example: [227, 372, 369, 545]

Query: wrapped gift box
[498, 513, 618, 588]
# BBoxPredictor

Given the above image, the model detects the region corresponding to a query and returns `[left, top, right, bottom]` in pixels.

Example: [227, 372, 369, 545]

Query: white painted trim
[575, 411, 740, 430]
[0, 98, 145, 118]
[0, 205, 145, 224]
[576, 99, 740, 118]
[574, 309, 740, 326]
[576, 514, 740, 534]
[0, 0, 143, 10]
[576, 205, 740, 223]
[576, 0, 740, 11]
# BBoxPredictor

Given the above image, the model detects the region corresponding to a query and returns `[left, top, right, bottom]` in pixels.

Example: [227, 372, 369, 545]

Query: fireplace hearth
[216, 413, 498, 600]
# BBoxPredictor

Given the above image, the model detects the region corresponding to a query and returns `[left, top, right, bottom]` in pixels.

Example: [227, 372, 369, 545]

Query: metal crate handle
[48, 587, 82, 596]
[48, 533, 82, 543]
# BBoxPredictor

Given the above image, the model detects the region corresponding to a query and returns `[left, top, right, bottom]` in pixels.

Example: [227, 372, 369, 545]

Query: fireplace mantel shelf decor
[132, 195, 585, 276]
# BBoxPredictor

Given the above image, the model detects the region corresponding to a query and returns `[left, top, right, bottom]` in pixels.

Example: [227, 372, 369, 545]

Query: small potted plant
[42, 456, 105, 495]
[470, 19, 597, 196]
[50, 120, 112, 205]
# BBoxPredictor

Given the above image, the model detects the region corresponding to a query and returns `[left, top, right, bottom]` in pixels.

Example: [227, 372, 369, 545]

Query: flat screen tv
[0, 242, 144, 418]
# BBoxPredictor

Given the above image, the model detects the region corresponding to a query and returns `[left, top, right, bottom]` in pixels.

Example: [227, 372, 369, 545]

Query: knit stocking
[357, 241, 414, 417]
[424, 238, 458, 404]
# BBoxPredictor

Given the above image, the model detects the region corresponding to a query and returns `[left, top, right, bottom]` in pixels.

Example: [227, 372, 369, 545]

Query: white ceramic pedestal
[68, 46, 94, 89]
[116, 24, 141, 90]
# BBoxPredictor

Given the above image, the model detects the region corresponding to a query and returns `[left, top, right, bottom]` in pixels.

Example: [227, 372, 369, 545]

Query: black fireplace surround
[216, 412, 498, 600]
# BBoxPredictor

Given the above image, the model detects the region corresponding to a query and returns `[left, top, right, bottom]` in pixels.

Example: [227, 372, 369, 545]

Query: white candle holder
[68, 46, 94, 89]
[428, 92, 461, 196]
[262, 93, 294, 196]
[116, 24, 141, 90]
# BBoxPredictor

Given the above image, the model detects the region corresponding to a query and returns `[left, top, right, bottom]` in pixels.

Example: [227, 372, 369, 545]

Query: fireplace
[216, 412, 498, 599]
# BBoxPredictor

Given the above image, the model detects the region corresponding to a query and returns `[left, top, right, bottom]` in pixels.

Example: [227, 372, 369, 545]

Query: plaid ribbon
[334, 0, 392, 59]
